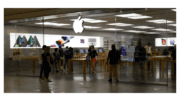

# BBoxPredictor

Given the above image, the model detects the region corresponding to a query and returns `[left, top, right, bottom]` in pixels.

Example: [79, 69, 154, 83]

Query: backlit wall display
[10, 33, 103, 48]
[155, 37, 176, 47]
[10, 33, 43, 48]
[43, 34, 103, 48]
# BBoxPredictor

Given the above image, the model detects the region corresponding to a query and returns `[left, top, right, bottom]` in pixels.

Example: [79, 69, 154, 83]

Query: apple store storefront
[4, 8, 176, 93]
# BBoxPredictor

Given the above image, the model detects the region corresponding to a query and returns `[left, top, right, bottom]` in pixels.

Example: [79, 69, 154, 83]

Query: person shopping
[53, 48, 60, 72]
[107, 44, 120, 83]
[39, 45, 46, 81]
[42, 46, 52, 82]
[89, 45, 98, 75]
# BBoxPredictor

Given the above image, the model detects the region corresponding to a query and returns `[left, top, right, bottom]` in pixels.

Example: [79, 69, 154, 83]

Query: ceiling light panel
[70, 18, 107, 23]
[35, 22, 70, 26]
[107, 23, 133, 26]
[151, 28, 173, 32]
[116, 13, 152, 19]
[133, 26, 154, 29]
[168, 24, 176, 26]
[84, 26, 101, 29]
[123, 30, 145, 33]
[144, 32, 160, 34]
[146, 19, 174, 24]
[103, 28, 124, 31]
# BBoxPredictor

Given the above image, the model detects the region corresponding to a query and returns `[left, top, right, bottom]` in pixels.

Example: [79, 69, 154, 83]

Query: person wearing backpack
[42, 46, 52, 82]
[53, 48, 60, 72]
[64, 46, 70, 71]
[107, 44, 120, 83]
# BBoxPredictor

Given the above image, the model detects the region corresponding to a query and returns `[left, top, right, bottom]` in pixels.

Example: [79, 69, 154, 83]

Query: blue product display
[121, 46, 126, 56]
[85, 49, 88, 53]
[80, 49, 84, 54]
[99, 49, 102, 52]
[170, 40, 175, 45]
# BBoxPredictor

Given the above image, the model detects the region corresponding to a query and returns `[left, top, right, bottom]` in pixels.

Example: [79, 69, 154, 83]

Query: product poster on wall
[10, 33, 43, 48]
[155, 37, 176, 47]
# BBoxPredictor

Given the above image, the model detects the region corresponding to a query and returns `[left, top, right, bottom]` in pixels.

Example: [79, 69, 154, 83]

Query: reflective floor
[4, 60, 176, 93]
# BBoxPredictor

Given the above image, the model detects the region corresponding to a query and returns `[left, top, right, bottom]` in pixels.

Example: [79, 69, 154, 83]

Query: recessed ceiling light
[146, 19, 174, 24]
[144, 32, 159, 34]
[171, 9, 176, 12]
[151, 28, 173, 32]
[84, 26, 101, 29]
[103, 28, 123, 31]
[116, 13, 152, 19]
[35, 22, 70, 26]
[70, 18, 106, 23]
[107, 23, 133, 26]
[43, 15, 59, 20]
[123, 30, 145, 33]
[85, 20, 107, 23]
[133, 26, 154, 29]
[168, 24, 176, 26]
[70, 18, 95, 21]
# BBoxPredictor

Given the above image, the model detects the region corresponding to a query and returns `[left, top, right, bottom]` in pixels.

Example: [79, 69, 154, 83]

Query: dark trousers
[174, 63, 176, 76]
[147, 53, 151, 70]
[39, 64, 45, 78]
[64, 59, 73, 71]
[44, 65, 51, 79]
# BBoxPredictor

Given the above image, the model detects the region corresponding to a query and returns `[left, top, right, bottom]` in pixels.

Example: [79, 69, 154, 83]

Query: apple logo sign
[73, 16, 84, 33]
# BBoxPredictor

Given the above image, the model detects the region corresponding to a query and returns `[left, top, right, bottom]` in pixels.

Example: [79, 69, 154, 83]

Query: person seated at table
[107, 44, 120, 83]
[89, 45, 98, 75]
[171, 44, 176, 76]
[39, 45, 46, 81]
[42, 46, 52, 82]
[53, 48, 60, 72]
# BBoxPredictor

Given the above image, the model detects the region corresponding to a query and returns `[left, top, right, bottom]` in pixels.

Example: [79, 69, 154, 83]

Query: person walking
[107, 44, 120, 83]
[53, 48, 60, 72]
[69, 47, 74, 71]
[42, 46, 52, 82]
[89, 45, 98, 75]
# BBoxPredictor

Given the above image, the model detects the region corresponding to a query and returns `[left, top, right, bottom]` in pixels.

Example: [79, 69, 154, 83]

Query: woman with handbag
[89, 45, 98, 75]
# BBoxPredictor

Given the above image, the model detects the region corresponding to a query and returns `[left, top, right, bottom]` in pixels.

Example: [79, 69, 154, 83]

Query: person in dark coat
[171, 44, 176, 76]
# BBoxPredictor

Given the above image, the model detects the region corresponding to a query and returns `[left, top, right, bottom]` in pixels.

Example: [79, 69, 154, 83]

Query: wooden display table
[21, 57, 40, 73]
[68, 57, 107, 75]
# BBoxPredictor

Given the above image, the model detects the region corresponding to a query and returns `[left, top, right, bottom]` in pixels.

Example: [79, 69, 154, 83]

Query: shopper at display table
[53, 48, 60, 72]
[59, 46, 64, 67]
[64, 46, 71, 71]
[89, 45, 98, 75]
[39, 45, 46, 81]
[107, 44, 120, 83]
[144, 43, 152, 70]
[41, 46, 52, 82]
[171, 44, 176, 76]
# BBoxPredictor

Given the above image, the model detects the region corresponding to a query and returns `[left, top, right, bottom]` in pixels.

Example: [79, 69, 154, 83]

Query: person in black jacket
[53, 48, 59, 72]
[89, 45, 98, 75]
[39, 45, 46, 81]
[171, 44, 176, 76]
[69, 47, 74, 71]
[64, 46, 70, 71]
[59, 46, 64, 67]
[107, 44, 120, 82]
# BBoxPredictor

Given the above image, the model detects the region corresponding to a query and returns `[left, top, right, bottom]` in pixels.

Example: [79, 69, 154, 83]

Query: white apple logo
[73, 16, 84, 33]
